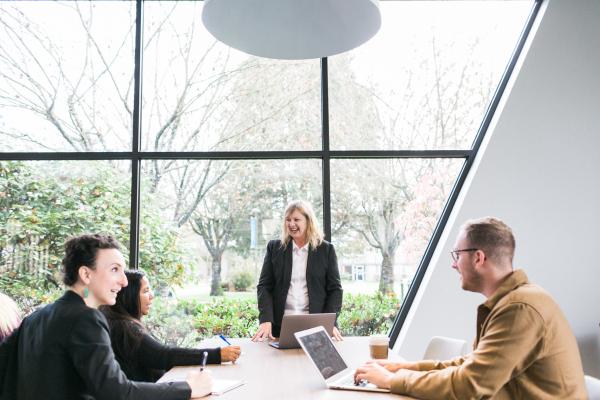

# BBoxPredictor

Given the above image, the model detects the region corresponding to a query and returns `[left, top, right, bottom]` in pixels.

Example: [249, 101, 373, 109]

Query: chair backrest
[423, 336, 469, 361]
[586, 375, 600, 400]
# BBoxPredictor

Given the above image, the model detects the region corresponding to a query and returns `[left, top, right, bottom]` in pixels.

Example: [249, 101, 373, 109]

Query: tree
[329, 38, 496, 294]
[0, 160, 186, 309]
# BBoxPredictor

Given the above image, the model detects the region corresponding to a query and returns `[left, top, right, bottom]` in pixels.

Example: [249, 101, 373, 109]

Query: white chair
[423, 336, 469, 360]
[586, 375, 600, 400]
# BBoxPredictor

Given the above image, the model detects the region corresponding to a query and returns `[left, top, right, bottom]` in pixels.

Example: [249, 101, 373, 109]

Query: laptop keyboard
[335, 374, 367, 387]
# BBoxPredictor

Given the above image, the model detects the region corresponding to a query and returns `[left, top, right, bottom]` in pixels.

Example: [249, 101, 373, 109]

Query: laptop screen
[297, 329, 348, 379]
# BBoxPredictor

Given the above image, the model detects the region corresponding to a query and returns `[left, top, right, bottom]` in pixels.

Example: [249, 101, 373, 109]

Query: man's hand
[354, 361, 394, 390]
[251, 322, 274, 341]
[220, 345, 241, 363]
[372, 359, 418, 373]
[186, 369, 213, 398]
[332, 326, 343, 341]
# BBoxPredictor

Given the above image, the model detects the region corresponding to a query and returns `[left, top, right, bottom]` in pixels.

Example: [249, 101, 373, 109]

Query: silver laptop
[269, 313, 336, 349]
[295, 326, 390, 392]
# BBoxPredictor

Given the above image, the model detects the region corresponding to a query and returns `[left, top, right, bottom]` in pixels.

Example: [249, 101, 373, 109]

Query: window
[0, 1, 135, 152]
[0, 160, 131, 310]
[142, 1, 321, 152]
[0, 0, 537, 343]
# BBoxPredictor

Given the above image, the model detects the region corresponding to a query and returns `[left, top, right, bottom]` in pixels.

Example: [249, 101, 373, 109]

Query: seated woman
[0, 292, 21, 342]
[9, 233, 212, 399]
[102, 270, 241, 382]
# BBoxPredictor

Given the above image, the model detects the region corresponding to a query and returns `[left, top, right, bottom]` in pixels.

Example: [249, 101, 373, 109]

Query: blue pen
[219, 334, 232, 346]
[199, 351, 208, 371]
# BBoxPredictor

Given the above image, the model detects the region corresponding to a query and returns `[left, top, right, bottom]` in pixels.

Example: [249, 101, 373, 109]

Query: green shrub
[231, 271, 254, 292]
[337, 292, 400, 336]
[0, 161, 187, 312]
[220, 281, 231, 292]
[144, 292, 400, 342]
[144, 297, 202, 347]
[186, 297, 260, 338]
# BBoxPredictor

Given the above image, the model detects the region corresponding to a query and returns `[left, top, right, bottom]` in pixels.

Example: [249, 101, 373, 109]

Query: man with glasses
[355, 217, 586, 399]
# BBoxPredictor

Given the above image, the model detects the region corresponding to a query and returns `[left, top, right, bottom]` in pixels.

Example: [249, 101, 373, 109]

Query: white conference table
[159, 337, 416, 399]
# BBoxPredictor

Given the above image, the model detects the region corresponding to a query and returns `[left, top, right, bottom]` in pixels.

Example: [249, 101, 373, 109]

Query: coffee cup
[369, 335, 389, 359]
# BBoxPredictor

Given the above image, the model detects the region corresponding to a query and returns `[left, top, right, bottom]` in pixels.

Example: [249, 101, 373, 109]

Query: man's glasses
[450, 248, 479, 262]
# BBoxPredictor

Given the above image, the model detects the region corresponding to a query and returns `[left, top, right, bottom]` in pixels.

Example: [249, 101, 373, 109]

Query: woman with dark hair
[102, 270, 241, 382]
[5, 233, 212, 400]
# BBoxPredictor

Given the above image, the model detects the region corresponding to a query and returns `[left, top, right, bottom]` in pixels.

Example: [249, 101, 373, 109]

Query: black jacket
[105, 318, 221, 383]
[256, 240, 343, 337]
[0, 326, 19, 400]
[14, 291, 190, 400]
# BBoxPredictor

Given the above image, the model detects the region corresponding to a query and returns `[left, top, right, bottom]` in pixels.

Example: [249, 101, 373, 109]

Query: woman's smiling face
[86, 248, 128, 308]
[138, 276, 154, 317]
[286, 209, 308, 245]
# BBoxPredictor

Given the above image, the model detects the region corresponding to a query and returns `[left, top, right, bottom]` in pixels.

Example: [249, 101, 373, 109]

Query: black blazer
[256, 239, 343, 337]
[105, 318, 221, 383]
[14, 291, 190, 400]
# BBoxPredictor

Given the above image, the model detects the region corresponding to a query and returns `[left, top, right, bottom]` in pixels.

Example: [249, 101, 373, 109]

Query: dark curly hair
[61, 233, 122, 286]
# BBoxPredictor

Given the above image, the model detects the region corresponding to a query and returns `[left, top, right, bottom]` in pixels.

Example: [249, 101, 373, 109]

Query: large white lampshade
[201, 0, 381, 60]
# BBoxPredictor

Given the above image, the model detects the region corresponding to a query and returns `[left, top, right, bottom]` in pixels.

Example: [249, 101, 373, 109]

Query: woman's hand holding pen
[220, 346, 241, 363]
[186, 369, 212, 398]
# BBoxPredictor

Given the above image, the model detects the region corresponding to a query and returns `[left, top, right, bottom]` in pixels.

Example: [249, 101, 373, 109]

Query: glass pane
[0, 160, 131, 312]
[139, 159, 322, 345]
[142, 1, 321, 152]
[0, 1, 135, 152]
[329, 1, 532, 150]
[330, 158, 464, 334]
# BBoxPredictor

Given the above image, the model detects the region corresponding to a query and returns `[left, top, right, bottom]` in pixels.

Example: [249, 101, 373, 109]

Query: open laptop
[294, 326, 390, 393]
[269, 313, 336, 349]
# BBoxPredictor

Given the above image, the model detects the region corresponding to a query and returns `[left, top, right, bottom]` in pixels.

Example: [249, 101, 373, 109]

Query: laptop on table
[294, 326, 390, 393]
[269, 313, 336, 349]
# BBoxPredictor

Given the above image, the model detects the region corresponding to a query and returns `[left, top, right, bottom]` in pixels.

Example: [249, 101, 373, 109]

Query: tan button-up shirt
[391, 269, 587, 399]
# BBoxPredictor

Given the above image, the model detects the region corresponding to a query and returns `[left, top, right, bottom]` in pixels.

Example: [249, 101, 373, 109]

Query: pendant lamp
[201, 0, 381, 60]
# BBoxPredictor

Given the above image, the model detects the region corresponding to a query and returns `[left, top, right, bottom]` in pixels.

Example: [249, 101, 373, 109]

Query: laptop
[294, 326, 390, 393]
[269, 313, 336, 349]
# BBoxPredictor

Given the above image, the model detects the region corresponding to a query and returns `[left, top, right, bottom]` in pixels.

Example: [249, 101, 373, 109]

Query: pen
[219, 334, 232, 346]
[199, 351, 208, 372]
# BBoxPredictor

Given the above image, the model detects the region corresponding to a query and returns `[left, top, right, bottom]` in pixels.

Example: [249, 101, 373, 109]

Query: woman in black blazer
[253, 200, 343, 341]
[8, 234, 212, 400]
[102, 270, 240, 382]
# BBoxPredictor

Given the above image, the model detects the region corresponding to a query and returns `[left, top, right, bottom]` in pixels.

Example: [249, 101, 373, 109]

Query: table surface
[159, 337, 415, 399]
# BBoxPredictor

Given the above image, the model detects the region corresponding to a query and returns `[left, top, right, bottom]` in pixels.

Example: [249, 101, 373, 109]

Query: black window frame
[0, 0, 543, 346]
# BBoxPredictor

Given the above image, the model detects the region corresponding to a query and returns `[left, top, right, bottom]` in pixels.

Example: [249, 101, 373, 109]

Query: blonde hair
[0, 292, 21, 340]
[280, 200, 324, 250]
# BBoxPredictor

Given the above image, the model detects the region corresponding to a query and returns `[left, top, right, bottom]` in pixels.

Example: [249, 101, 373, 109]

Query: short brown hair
[461, 217, 515, 264]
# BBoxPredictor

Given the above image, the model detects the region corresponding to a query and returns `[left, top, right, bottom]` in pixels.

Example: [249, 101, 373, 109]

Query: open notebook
[157, 369, 244, 396]
[208, 379, 245, 396]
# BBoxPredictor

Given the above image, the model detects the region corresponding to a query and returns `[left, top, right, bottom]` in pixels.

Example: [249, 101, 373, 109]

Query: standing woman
[10, 234, 211, 400]
[252, 200, 343, 341]
[102, 270, 241, 382]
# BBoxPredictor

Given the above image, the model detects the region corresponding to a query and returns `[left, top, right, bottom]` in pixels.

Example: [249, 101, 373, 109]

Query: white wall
[395, 0, 600, 377]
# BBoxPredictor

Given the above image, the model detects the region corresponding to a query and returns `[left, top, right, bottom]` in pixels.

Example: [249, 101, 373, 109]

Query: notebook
[269, 313, 336, 349]
[158, 369, 244, 395]
[211, 379, 245, 396]
[294, 326, 390, 393]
